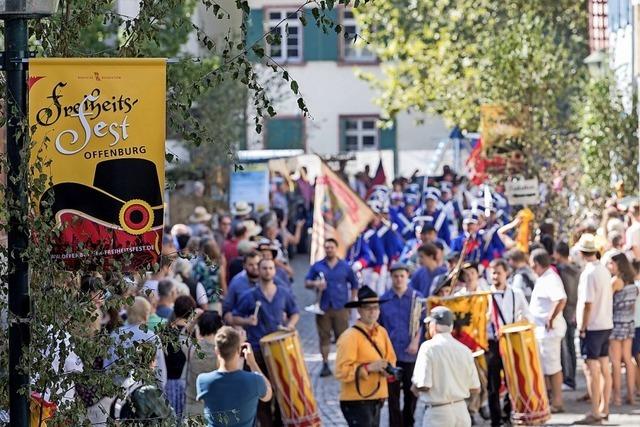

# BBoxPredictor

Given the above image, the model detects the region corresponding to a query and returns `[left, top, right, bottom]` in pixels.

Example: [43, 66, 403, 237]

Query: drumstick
[253, 301, 262, 318]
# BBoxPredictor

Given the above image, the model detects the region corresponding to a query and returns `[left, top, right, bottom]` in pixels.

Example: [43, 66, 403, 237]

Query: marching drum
[499, 322, 550, 425]
[259, 330, 321, 427]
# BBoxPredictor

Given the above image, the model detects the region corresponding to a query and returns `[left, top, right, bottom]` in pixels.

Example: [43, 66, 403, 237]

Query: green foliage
[358, 0, 589, 222]
[0, 1, 371, 425]
[576, 74, 639, 197]
[358, 0, 587, 128]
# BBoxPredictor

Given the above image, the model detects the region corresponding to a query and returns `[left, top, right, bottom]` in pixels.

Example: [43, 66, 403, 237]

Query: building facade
[245, 1, 449, 172]
[605, 0, 635, 110]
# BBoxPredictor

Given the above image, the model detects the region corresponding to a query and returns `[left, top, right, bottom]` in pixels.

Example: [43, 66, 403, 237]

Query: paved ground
[289, 255, 640, 426]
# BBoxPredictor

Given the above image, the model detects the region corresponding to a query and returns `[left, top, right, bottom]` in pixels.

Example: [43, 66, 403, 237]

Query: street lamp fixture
[584, 49, 607, 78]
[0, 0, 58, 17]
[1, 1, 58, 426]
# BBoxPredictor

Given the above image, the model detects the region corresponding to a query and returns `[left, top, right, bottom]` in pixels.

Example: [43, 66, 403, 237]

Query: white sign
[230, 164, 270, 213]
[505, 178, 540, 205]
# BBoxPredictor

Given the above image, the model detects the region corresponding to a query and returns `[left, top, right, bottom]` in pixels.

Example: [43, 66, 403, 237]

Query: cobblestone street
[290, 255, 640, 426]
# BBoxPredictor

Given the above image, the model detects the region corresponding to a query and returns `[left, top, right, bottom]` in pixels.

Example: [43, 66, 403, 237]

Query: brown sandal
[577, 393, 591, 402]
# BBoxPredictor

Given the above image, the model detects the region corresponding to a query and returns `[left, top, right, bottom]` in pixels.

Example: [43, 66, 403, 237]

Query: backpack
[110, 382, 174, 424]
[518, 270, 536, 293]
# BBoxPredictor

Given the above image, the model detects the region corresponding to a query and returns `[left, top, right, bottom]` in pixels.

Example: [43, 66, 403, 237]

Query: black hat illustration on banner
[41, 158, 163, 235]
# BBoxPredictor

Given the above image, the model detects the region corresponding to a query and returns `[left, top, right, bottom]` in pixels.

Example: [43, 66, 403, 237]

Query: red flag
[365, 159, 387, 198]
[466, 138, 487, 185]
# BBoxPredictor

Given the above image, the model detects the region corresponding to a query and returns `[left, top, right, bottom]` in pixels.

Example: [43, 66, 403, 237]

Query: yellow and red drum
[259, 330, 321, 427]
[29, 393, 57, 426]
[499, 322, 550, 425]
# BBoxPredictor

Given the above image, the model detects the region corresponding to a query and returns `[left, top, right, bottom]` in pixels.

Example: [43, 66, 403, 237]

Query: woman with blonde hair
[607, 253, 638, 405]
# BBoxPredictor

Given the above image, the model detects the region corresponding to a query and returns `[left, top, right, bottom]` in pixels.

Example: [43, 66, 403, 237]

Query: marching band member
[232, 258, 300, 427]
[451, 211, 504, 266]
[399, 217, 432, 268]
[487, 258, 532, 427]
[379, 263, 423, 427]
[305, 238, 359, 378]
[392, 192, 421, 241]
[418, 187, 451, 246]
[361, 212, 391, 296]
[440, 182, 462, 240]
[450, 212, 485, 264]
[410, 243, 448, 297]
[357, 195, 404, 295]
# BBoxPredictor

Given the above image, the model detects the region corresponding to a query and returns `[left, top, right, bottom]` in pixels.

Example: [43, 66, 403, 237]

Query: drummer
[232, 258, 300, 427]
[487, 258, 532, 427]
[305, 238, 359, 377]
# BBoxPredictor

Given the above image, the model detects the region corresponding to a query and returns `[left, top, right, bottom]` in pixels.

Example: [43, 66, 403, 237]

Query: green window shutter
[303, 9, 339, 61]
[380, 121, 397, 150]
[265, 118, 304, 149]
[246, 8, 264, 62]
[339, 117, 347, 152]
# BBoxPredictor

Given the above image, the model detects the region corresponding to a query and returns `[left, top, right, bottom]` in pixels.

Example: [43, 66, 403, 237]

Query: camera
[384, 364, 403, 379]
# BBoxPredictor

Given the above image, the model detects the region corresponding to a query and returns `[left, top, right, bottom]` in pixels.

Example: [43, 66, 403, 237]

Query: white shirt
[529, 268, 567, 338]
[626, 222, 640, 251]
[412, 333, 480, 404]
[577, 261, 613, 331]
[488, 286, 532, 340]
[42, 330, 84, 407]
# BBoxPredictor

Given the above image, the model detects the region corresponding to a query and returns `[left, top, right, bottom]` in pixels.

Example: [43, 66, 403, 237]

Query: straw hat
[243, 220, 262, 237]
[575, 233, 598, 253]
[188, 206, 212, 223]
[231, 201, 252, 217]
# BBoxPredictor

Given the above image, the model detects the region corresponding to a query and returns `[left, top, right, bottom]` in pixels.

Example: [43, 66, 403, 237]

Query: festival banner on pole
[427, 292, 490, 350]
[310, 159, 375, 264]
[29, 58, 166, 270]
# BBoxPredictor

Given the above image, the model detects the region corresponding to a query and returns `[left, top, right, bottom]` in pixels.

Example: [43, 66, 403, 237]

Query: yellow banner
[480, 104, 525, 151]
[427, 292, 490, 350]
[310, 159, 375, 264]
[29, 58, 166, 270]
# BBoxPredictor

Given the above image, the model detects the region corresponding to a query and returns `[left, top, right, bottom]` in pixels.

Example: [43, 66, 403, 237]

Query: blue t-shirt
[379, 288, 424, 362]
[233, 286, 299, 350]
[410, 265, 447, 296]
[197, 370, 267, 427]
[305, 258, 358, 311]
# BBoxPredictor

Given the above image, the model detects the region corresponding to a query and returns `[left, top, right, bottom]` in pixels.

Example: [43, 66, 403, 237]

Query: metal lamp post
[0, 1, 59, 426]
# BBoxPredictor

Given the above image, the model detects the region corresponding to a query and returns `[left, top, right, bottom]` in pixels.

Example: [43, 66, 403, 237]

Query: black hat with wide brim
[345, 285, 390, 308]
[41, 158, 163, 235]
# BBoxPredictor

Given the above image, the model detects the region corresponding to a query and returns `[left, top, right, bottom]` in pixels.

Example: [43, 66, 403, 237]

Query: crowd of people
[319, 170, 640, 427]
[42, 165, 640, 427]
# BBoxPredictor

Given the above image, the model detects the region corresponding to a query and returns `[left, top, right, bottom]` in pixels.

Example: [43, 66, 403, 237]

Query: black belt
[424, 398, 465, 409]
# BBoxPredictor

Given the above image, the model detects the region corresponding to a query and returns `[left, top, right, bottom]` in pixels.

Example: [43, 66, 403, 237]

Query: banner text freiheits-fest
[29, 58, 166, 270]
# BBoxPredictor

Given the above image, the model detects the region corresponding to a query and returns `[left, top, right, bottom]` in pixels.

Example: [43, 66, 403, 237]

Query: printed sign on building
[29, 58, 166, 270]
